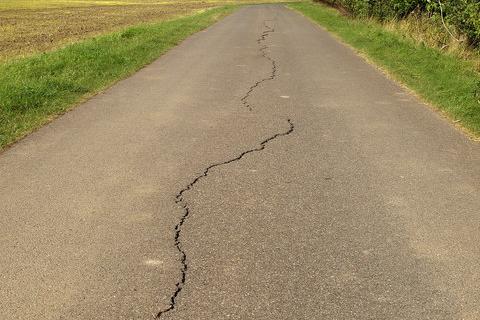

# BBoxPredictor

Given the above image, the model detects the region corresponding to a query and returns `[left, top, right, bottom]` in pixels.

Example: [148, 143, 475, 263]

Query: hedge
[318, 0, 480, 47]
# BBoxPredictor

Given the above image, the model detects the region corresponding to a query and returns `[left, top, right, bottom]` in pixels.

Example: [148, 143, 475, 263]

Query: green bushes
[447, 1, 480, 46]
[318, 0, 480, 47]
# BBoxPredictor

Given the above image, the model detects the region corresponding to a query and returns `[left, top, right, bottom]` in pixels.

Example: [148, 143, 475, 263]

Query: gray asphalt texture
[1, 4, 480, 320]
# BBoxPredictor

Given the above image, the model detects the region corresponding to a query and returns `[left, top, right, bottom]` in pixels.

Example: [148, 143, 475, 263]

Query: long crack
[156, 120, 294, 318]
[156, 19, 294, 319]
[241, 20, 277, 111]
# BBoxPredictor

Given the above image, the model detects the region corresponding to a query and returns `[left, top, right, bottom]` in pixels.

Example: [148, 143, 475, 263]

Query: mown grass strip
[289, 2, 480, 138]
[0, 6, 236, 150]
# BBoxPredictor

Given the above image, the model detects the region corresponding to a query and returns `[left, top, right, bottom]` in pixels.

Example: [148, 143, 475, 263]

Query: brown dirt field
[0, 2, 223, 61]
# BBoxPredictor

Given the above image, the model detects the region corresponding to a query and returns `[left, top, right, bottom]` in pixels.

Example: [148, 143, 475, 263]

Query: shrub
[317, 0, 480, 47]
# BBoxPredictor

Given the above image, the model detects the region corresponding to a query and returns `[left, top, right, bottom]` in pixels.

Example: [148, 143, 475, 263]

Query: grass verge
[0, 6, 235, 150]
[289, 2, 480, 138]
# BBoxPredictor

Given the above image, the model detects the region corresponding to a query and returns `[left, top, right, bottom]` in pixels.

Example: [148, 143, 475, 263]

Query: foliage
[317, 0, 480, 47]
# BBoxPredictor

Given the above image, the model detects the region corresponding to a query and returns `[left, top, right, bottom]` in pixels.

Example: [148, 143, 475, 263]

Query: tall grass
[383, 13, 480, 67]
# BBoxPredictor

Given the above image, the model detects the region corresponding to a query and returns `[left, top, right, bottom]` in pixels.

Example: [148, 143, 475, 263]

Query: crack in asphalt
[156, 19, 295, 319]
[156, 120, 294, 319]
[241, 20, 277, 111]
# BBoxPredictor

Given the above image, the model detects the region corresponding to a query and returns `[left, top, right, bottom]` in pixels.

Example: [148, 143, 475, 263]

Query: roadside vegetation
[289, 1, 480, 138]
[0, 6, 235, 149]
[316, 0, 480, 48]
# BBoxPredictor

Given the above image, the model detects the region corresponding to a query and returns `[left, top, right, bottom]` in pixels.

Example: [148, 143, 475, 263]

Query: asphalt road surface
[1, 4, 480, 320]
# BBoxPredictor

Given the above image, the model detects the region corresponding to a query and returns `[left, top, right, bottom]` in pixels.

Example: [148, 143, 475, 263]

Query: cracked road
[1, 4, 480, 320]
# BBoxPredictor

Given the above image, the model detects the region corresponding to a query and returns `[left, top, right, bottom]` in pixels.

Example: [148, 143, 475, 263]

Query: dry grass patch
[383, 14, 480, 71]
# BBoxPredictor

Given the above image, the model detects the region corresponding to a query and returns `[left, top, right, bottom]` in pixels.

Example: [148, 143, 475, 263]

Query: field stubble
[0, 0, 277, 61]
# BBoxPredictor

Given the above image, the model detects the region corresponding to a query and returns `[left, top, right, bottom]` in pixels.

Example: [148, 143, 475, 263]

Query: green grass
[0, 6, 235, 149]
[289, 2, 480, 138]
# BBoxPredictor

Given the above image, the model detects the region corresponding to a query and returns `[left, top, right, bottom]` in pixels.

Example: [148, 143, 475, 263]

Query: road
[1, 4, 480, 319]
